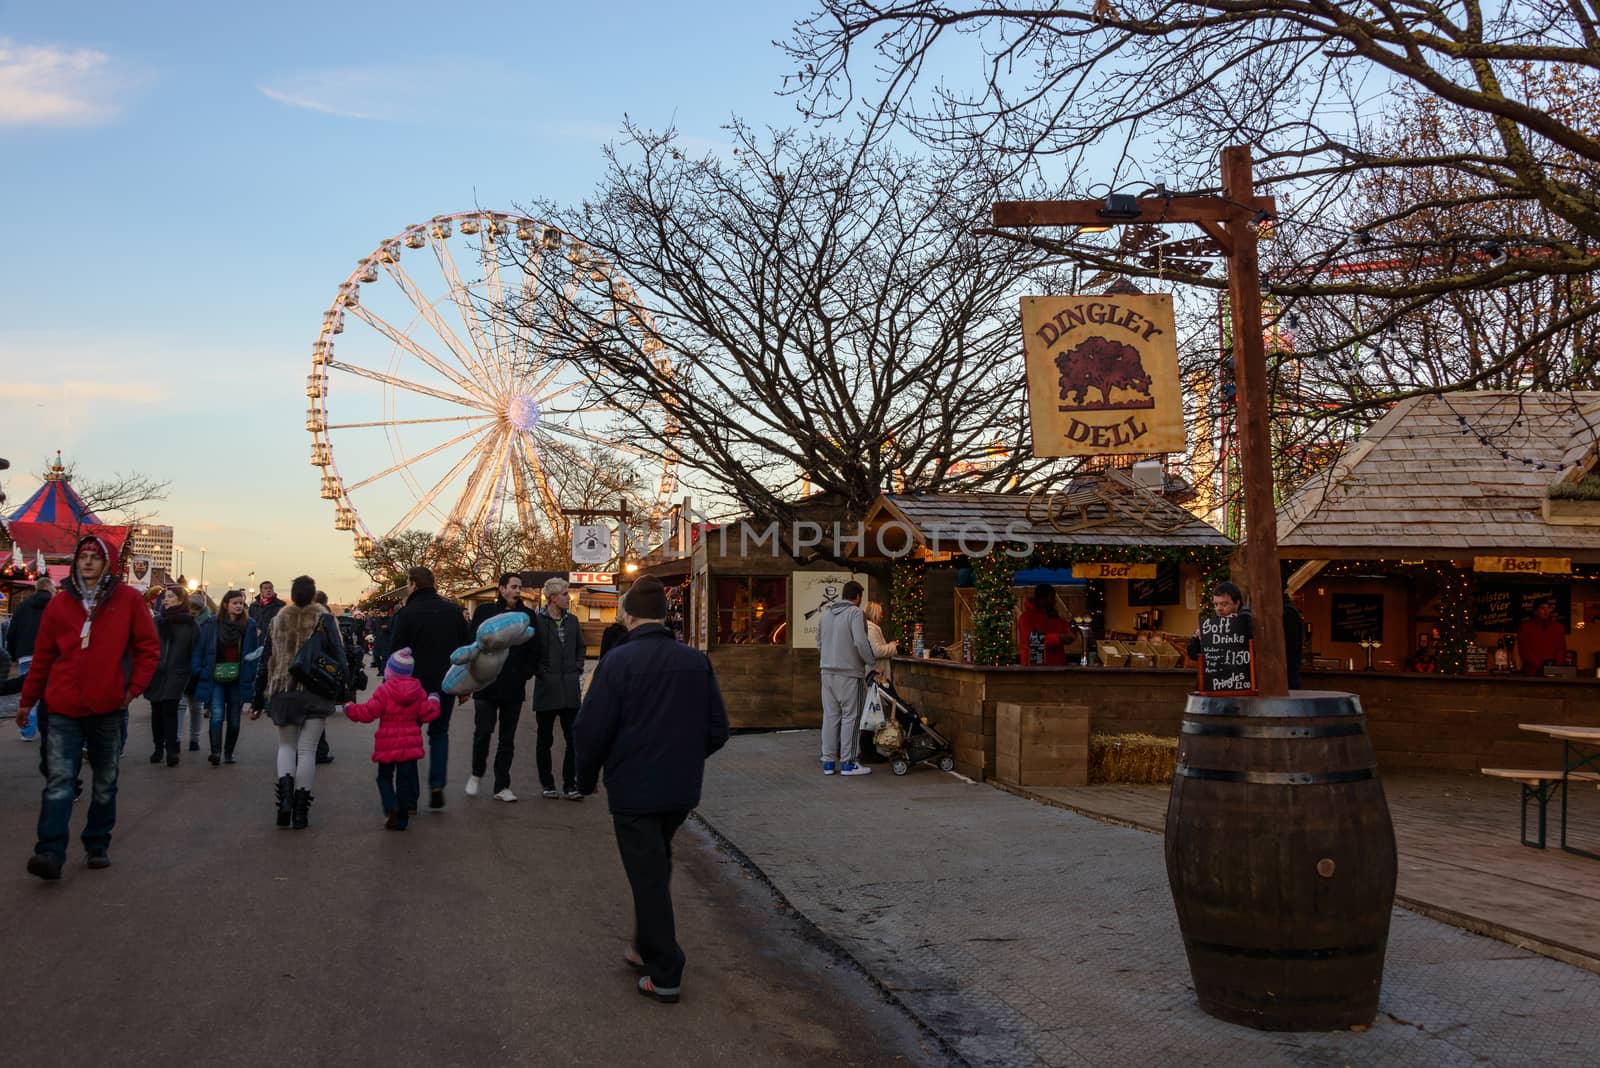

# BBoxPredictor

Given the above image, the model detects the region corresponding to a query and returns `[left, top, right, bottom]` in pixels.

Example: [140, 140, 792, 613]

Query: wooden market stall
[1266, 391, 1600, 769]
[866, 472, 1235, 783]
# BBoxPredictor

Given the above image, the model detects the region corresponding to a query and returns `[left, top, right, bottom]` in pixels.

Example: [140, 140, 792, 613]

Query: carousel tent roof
[6, 521, 130, 562]
[9, 475, 101, 526]
[1276, 391, 1600, 559]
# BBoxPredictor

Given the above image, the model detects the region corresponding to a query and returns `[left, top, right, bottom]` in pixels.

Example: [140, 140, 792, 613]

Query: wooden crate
[994, 702, 1090, 787]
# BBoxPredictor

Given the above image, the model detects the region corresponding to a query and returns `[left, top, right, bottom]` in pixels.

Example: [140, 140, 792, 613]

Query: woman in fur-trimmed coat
[253, 575, 346, 829]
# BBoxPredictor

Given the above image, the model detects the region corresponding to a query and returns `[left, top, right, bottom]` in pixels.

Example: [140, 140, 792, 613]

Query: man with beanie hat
[531, 576, 584, 800]
[575, 576, 729, 1003]
[16, 535, 160, 880]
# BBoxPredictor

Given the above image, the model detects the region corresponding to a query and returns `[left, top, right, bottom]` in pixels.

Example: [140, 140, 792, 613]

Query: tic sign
[1194, 614, 1255, 695]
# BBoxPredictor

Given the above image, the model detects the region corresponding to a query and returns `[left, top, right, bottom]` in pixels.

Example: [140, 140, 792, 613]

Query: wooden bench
[1481, 768, 1600, 849]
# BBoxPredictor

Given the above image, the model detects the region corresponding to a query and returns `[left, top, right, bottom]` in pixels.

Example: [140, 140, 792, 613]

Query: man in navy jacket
[574, 576, 729, 1003]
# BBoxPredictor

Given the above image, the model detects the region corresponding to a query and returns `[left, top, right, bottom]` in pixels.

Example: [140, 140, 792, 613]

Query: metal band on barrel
[1180, 721, 1367, 740]
[1174, 764, 1376, 785]
[1183, 696, 1365, 718]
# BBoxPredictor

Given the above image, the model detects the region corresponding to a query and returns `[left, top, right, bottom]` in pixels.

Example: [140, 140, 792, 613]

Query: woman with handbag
[253, 575, 346, 829]
[148, 585, 199, 767]
[192, 589, 260, 767]
[859, 602, 899, 764]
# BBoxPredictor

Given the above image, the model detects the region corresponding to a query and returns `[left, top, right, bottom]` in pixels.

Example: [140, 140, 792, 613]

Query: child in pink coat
[341, 648, 440, 830]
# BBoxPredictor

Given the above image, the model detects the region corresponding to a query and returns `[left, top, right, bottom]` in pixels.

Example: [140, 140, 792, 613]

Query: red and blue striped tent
[9, 477, 101, 526]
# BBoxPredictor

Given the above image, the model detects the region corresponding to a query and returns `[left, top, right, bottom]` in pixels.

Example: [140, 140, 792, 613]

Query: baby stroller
[869, 677, 956, 776]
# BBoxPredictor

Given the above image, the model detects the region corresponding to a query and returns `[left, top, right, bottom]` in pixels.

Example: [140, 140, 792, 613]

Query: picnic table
[1517, 723, 1600, 860]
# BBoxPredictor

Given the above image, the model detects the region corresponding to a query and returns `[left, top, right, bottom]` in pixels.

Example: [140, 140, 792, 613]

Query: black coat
[248, 596, 285, 637]
[469, 599, 537, 703]
[532, 607, 584, 711]
[5, 589, 52, 661]
[389, 588, 472, 693]
[147, 610, 199, 703]
[574, 623, 729, 814]
[598, 621, 629, 660]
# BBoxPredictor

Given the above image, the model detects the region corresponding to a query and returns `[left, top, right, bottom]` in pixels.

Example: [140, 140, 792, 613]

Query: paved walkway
[698, 731, 1599, 1068]
[1025, 769, 1600, 972]
[0, 694, 938, 1067]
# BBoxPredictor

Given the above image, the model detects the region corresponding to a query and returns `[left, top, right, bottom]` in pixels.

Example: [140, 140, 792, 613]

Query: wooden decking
[1016, 770, 1600, 973]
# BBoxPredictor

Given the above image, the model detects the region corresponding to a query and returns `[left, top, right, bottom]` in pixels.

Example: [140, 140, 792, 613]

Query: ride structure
[307, 211, 679, 558]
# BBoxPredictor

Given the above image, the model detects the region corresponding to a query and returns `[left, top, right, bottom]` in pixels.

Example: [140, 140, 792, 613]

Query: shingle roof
[870, 477, 1234, 550]
[1276, 391, 1600, 557]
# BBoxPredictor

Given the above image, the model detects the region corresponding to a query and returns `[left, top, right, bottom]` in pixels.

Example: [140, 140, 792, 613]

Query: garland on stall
[969, 543, 1233, 666]
[888, 559, 926, 643]
[972, 552, 1018, 665]
[1313, 559, 1478, 674]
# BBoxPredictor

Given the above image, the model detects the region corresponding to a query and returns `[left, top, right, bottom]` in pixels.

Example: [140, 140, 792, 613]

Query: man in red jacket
[16, 535, 159, 880]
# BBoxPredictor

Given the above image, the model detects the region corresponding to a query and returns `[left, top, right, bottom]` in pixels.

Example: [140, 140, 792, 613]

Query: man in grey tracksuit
[817, 580, 877, 777]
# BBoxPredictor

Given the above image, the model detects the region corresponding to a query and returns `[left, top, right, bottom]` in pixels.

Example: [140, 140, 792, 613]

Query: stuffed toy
[442, 610, 535, 696]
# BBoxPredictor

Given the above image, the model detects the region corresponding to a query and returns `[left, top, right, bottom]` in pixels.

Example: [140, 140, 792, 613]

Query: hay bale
[1089, 732, 1178, 784]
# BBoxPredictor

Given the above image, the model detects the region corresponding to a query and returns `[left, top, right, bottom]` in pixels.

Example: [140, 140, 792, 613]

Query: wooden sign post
[993, 145, 1289, 696]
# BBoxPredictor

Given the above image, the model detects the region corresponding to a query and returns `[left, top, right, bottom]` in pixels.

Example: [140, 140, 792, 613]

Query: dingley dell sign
[1022, 294, 1186, 456]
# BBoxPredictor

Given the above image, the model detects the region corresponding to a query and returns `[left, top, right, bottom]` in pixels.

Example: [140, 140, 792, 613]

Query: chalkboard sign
[1330, 594, 1385, 644]
[1129, 563, 1181, 607]
[1027, 630, 1046, 666]
[1464, 646, 1489, 673]
[1471, 581, 1571, 632]
[1193, 614, 1254, 694]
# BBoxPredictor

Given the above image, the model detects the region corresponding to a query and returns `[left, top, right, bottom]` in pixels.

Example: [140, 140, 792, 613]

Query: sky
[0, 0, 808, 600]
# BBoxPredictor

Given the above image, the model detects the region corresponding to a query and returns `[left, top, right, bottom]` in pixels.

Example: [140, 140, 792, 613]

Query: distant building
[129, 524, 174, 574]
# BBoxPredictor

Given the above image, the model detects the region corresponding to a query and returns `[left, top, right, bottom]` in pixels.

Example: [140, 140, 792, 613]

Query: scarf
[217, 613, 246, 650]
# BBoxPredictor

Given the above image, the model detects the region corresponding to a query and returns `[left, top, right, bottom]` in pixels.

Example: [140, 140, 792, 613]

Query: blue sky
[0, 1, 806, 599]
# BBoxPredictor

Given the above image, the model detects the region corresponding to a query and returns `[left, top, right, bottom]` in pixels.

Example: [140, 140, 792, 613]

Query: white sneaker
[838, 762, 872, 776]
[493, 788, 518, 802]
[465, 775, 481, 797]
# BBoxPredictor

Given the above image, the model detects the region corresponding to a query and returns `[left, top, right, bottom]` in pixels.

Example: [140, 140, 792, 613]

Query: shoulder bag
[290, 615, 349, 702]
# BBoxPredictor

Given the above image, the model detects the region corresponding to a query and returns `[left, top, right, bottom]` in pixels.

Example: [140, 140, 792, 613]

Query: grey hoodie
[817, 598, 877, 677]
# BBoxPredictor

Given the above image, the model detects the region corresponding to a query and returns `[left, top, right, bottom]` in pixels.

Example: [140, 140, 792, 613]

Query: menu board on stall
[1464, 646, 1490, 674]
[1128, 564, 1181, 607]
[1192, 614, 1254, 694]
[1471, 580, 1571, 632]
[1330, 594, 1385, 643]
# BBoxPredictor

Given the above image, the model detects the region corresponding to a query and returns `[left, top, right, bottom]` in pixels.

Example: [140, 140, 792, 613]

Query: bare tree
[493, 121, 1077, 524]
[785, 2, 1600, 408]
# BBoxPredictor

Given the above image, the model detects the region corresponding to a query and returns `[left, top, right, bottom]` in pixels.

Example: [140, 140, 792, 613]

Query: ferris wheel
[306, 211, 679, 558]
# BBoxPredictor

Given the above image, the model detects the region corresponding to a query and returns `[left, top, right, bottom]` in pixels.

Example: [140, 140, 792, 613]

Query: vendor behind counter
[1017, 583, 1072, 666]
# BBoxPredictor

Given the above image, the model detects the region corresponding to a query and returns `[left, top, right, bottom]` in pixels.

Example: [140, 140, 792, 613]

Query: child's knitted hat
[387, 647, 415, 677]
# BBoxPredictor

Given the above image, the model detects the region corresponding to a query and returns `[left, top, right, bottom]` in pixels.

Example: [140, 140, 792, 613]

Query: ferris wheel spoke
[386, 430, 503, 538]
[326, 413, 491, 431]
[326, 360, 495, 411]
[346, 303, 492, 403]
[539, 422, 657, 460]
[448, 431, 512, 535]
[341, 423, 494, 494]
[508, 442, 539, 533]
[481, 230, 514, 387]
[382, 259, 499, 398]
[431, 234, 507, 395]
[517, 434, 566, 530]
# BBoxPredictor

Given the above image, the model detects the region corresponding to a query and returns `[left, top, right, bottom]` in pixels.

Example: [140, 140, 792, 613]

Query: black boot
[291, 788, 313, 830]
[276, 775, 294, 828]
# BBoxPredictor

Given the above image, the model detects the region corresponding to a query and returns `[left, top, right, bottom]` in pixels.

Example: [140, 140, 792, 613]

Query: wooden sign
[1193, 614, 1255, 694]
[1473, 556, 1572, 575]
[1071, 561, 1157, 580]
[1471, 580, 1572, 632]
[1023, 294, 1186, 456]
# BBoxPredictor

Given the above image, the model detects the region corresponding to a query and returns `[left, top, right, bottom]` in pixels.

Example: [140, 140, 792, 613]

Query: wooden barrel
[1164, 691, 1398, 1031]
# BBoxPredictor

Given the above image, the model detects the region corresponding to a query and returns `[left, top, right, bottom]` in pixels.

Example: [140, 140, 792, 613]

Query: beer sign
[1022, 294, 1185, 456]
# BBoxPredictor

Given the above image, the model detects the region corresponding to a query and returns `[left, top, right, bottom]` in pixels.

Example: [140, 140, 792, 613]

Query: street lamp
[248, 570, 256, 597]
[175, 545, 184, 581]
[199, 546, 207, 590]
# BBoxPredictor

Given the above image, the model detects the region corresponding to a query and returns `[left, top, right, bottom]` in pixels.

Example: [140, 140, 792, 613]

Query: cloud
[259, 60, 510, 122]
[0, 38, 132, 126]
[12, 379, 169, 404]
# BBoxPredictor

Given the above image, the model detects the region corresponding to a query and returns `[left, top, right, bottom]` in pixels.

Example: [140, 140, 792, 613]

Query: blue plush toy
[442, 611, 535, 696]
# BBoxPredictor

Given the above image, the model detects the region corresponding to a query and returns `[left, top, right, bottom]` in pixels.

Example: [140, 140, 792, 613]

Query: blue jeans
[377, 760, 420, 827]
[427, 693, 456, 790]
[208, 683, 244, 756]
[37, 712, 123, 862]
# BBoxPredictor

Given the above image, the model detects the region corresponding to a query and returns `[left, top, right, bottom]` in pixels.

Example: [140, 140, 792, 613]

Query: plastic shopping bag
[859, 682, 886, 732]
